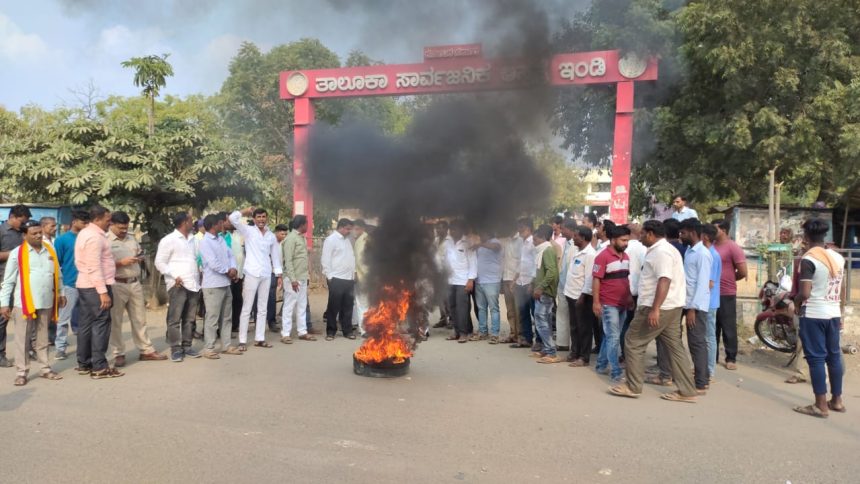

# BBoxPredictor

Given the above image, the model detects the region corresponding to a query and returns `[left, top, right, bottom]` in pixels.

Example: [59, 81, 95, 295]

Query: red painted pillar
[293, 97, 314, 247]
[610, 81, 634, 224]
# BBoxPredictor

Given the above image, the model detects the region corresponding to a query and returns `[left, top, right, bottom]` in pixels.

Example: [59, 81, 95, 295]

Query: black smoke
[308, 1, 561, 341]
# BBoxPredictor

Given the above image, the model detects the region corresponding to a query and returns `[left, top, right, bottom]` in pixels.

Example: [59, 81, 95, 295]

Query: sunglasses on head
[21, 220, 40, 230]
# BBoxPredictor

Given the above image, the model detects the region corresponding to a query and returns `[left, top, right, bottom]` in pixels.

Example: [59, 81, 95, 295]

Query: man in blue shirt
[680, 219, 712, 392]
[53, 209, 90, 360]
[701, 224, 722, 380]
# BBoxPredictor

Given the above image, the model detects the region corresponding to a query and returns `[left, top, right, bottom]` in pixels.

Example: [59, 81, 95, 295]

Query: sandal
[793, 404, 828, 418]
[645, 375, 674, 387]
[298, 334, 317, 341]
[325, 336, 334, 341]
[660, 392, 697, 404]
[827, 401, 847, 413]
[509, 342, 530, 348]
[347, 335, 357, 340]
[608, 384, 641, 399]
[237, 344, 247, 352]
[254, 341, 273, 348]
[281, 336, 293, 344]
[40, 371, 63, 380]
[446, 334, 459, 341]
[14, 376, 27, 386]
[223, 346, 242, 355]
[75, 367, 92, 375]
[568, 359, 588, 368]
[537, 355, 562, 364]
[488, 336, 499, 345]
[785, 375, 807, 384]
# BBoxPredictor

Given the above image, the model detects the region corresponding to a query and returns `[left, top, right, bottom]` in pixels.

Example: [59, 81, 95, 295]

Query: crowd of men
[0, 197, 848, 416]
[435, 196, 846, 414]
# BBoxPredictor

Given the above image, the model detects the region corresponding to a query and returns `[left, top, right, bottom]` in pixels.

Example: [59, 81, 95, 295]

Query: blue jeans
[514, 283, 534, 344]
[706, 309, 717, 377]
[475, 282, 501, 336]
[799, 317, 843, 396]
[596, 305, 626, 380]
[533, 295, 556, 356]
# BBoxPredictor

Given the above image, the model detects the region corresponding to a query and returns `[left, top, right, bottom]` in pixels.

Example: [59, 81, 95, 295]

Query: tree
[0, 100, 264, 239]
[532, 143, 586, 216]
[554, 0, 860, 211]
[121, 54, 174, 136]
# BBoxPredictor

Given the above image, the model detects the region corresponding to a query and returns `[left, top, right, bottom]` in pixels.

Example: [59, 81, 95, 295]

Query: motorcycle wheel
[754, 317, 796, 353]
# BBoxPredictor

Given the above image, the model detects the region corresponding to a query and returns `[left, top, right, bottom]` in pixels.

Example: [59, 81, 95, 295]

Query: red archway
[280, 44, 657, 241]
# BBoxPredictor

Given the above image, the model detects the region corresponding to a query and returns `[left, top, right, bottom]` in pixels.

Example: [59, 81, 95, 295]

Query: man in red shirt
[711, 219, 747, 370]
[592, 225, 632, 383]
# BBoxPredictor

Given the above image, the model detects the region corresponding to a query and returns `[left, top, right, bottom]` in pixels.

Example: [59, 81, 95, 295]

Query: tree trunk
[147, 93, 155, 137]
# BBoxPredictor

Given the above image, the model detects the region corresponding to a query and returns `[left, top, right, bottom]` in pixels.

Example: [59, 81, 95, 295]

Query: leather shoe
[140, 351, 168, 361]
[114, 355, 126, 367]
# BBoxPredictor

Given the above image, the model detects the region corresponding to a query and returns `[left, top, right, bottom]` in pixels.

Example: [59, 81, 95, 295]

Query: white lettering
[558, 57, 607, 81]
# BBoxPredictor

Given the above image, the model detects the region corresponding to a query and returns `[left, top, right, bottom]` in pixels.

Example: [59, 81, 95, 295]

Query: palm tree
[121, 54, 174, 136]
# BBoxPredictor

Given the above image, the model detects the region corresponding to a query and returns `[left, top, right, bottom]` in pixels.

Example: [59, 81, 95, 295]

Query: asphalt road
[1, 291, 858, 483]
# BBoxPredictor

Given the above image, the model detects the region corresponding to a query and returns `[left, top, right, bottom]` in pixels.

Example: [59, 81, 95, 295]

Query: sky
[0, 0, 584, 111]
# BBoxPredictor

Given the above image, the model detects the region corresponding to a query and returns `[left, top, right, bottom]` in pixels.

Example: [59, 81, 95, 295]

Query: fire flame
[354, 286, 413, 364]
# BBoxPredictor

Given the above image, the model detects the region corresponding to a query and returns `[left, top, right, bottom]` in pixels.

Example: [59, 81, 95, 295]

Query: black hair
[110, 211, 130, 225]
[563, 211, 572, 218]
[336, 218, 353, 229]
[172, 212, 190, 228]
[642, 220, 666, 238]
[291, 214, 308, 231]
[9, 204, 32, 219]
[89, 204, 110, 221]
[354, 219, 367, 229]
[584, 213, 598, 226]
[203, 213, 220, 231]
[663, 218, 681, 239]
[712, 219, 731, 234]
[22, 219, 41, 231]
[252, 208, 267, 217]
[607, 225, 631, 239]
[449, 219, 468, 233]
[516, 217, 534, 231]
[673, 195, 687, 202]
[679, 218, 702, 237]
[534, 224, 553, 241]
[575, 226, 593, 242]
[71, 209, 90, 223]
[701, 224, 717, 241]
[217, 211, 229, 221]
[602, 220, 617, 232]
[275, 224, 289, 232]
[562, 219, 578, 231]
[551, 215, 564, 225]
[801, 218, 829, 243]
[436, 220, 449, 229]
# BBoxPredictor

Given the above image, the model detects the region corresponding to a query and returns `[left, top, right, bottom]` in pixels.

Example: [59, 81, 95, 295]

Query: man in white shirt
[670, 195, 698, 221]
[445, 220, 477, 343]
[623, 223, 647, 358]
[609, 220, 697, 403]
[582, 219, 613, 353]
[555, 219, 577, 351]
[500, 229, 523, 343]
[321, 218, 356, 340]
[792, 219, 846, 418]
[154, 212, 202, 362]
[510, 218, 536, 348]
[563, 226, 596, 365]
[228, 207, 283, 349]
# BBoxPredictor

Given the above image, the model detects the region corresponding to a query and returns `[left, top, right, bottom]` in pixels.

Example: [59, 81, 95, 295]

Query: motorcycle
[753, 269, 798, 353]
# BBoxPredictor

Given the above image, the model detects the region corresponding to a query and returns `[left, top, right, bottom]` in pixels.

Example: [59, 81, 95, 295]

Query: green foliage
[554, 0, 860, 213]
[531, 143, 586, 216]
[121, 54, 174, 98]
[0, 100, 263, 239]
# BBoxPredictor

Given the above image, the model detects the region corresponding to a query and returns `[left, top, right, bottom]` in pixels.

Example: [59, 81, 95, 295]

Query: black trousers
[448, 284, 473, 337]
[77, 287, 113, 371]
[166, 286, 199, 352]
[266, 274, 278, 328]
[230, 279, 243, 332]
[687, 309, 709, 389]
[716, 295, 738, 363]
[567, 295, 594, 362]
[326, 278, 355, 337]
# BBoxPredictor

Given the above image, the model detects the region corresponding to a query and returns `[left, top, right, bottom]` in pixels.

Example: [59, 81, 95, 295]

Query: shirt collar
[689, 241, 705, 253]
[205, 232, 219, 240]
[535, 241, 551, 251]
